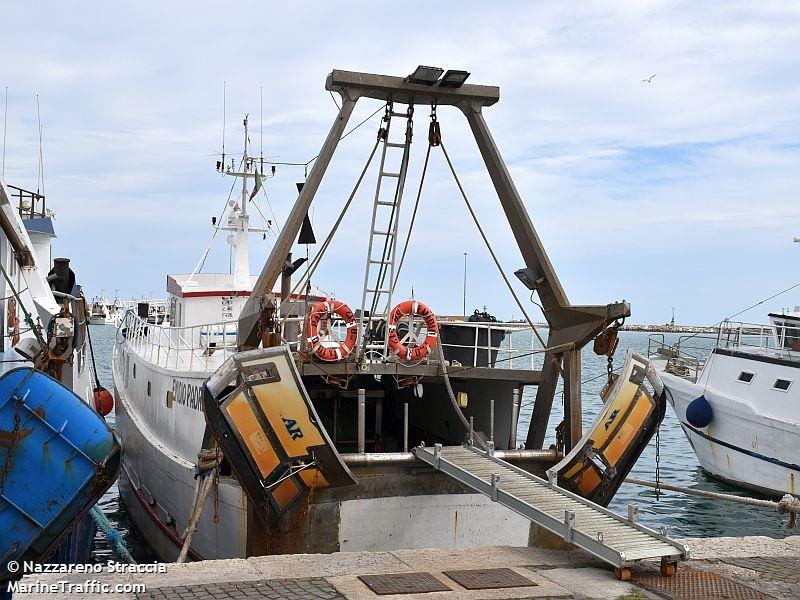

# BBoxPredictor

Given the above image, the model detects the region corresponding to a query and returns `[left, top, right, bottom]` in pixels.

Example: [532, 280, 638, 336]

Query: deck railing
[647, 319, 800, 380]
[119, 310, 245, 372]
[7, 184, 47, 220]
[119, 310, 545, 373]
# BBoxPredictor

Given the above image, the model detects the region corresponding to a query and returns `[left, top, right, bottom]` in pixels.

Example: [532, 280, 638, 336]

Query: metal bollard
[468, 416, 474, 446]
[357, 388, 366, 454]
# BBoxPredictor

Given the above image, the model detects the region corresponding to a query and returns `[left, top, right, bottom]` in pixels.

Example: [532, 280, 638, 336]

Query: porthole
[773, 378, 792, 392]
[133, 363, 136, 379]
[147, 381, 152, 397]
[737, 371, 755, 384]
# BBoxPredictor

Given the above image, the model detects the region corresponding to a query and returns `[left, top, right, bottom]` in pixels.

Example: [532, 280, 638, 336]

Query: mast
[186, 114, 270, 290]
[232, 116, 251, 287]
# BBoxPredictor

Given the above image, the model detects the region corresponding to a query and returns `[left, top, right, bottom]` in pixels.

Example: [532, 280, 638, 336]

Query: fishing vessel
[113, 67, 661, 562]
[107, 291, 126, 323]
[650, 307, 800, 497]
[1, 180, 120, 583]
[89, 294, 113, 325]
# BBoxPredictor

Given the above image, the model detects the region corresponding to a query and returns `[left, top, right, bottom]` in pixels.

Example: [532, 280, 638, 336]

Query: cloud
[1, 1, 798, 323]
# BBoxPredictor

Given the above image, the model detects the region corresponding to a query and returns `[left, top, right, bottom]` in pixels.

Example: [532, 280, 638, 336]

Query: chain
[594, 320, 622, 387]
[428, 102, 441, 146]
[554, 419, 565, 454]
[378, 102, 391, 141]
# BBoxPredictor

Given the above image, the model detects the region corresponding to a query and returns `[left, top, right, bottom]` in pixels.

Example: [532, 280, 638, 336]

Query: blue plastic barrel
[0, 368, 121, 579]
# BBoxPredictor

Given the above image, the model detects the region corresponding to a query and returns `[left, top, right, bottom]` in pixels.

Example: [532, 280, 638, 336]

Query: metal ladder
[358, 104, 414, 359]
[414, 444, 687, 572]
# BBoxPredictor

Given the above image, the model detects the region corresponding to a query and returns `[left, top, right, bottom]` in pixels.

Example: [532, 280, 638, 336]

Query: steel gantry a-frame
[236, 68, 630, 451]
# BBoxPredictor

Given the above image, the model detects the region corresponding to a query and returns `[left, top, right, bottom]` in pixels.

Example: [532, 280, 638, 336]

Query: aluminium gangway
[413, 444, 687, 578]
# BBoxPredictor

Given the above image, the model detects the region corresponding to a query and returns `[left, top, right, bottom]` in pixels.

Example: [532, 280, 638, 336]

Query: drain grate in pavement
[135, 578, 343, 599]
[443, 567, 537, 590]
[358, 572, 451, 595]
[722, 556, 800, 585]
[632, 569, 770, 600]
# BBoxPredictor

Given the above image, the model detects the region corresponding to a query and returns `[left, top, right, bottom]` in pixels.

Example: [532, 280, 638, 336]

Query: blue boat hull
[0, 368, 121, 580]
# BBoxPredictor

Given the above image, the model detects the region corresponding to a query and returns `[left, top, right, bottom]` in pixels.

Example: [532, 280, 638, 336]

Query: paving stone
[680, 536, 797, 560]
[537, 566, 636, 599]
[135, 578, 343, 600]
[718, 556, 800, 599]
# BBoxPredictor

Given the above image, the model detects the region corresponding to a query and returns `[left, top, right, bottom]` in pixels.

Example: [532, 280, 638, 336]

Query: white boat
[89, 294, 113, 325]
[650, 312, 800, 497]
[113, 116, 330, 560]
[113, 69, 636, 561]
[107, 291, 126, 323]
[1, 179, 114, 569]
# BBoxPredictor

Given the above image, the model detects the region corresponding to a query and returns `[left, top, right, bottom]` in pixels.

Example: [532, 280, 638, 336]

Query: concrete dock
[13, 535, 800, 599]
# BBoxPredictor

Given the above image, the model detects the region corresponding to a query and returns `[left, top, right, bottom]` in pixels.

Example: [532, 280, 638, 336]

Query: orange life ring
[387, 300, 439, 361]
[306, 299, 358, 362]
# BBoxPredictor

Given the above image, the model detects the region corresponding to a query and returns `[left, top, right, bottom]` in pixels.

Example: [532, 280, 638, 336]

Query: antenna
[260, 85, 264, 174]
[220, 81, 227, 171]
[2, 86, 7, 177]
[36, 94, 44, 195]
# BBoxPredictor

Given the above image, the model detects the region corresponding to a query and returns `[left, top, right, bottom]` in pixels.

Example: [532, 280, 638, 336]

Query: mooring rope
[90, 505, 136, 564]
[177, 448, 224, 563]
[625, 477, 800, 530]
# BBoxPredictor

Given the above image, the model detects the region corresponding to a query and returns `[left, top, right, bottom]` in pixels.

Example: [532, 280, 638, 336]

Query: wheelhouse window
[774, 319, 800, 351]
[737, 371, 755, 383]
[773, 378, 792, 391]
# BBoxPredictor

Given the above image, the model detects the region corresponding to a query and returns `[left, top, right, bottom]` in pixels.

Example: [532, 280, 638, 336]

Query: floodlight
[514, 268, 540, 291]
[438, 70, 470, 88]
[406, 65, 444, 86]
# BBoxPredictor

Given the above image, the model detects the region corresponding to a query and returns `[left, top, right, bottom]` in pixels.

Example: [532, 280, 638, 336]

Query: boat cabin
[167, 273, 256, 328]
[768, 310, 800, 352]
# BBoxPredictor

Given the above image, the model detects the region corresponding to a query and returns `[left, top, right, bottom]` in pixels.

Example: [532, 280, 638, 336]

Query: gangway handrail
[414, 443, 687, 574]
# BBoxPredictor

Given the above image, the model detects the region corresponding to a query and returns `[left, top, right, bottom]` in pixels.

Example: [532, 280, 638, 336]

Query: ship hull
[113, 342, 541, 560]
[663, 371, 800, 497]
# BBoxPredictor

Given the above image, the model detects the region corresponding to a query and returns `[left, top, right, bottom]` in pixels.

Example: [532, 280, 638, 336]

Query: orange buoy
[387, 300, 439, 361]
[93, 386, 114, 417]
[306, 299, 358, 362]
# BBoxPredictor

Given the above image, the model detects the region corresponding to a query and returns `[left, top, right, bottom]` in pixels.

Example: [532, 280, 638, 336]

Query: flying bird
[642, 74, 656, 83]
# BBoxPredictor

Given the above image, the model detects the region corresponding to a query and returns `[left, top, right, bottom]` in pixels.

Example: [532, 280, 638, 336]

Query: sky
[1, 1, 799, 325]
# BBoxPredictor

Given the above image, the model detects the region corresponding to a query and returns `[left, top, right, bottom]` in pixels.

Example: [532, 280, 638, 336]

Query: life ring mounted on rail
[387, 300, 439, 361]
[306, 299, 358, 362]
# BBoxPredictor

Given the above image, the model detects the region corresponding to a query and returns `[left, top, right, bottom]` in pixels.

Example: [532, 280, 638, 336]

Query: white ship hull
[112, 336, 535, 560]
[659, 347, 800, 497]
[89, 315, 114, 325]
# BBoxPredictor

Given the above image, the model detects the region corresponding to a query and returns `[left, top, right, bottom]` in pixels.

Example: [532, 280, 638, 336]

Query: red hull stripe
[121, 464, 205, 561]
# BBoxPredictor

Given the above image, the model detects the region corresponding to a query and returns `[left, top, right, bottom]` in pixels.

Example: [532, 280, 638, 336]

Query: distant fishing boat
[0, 180, 121, 585]
[650, 303, 800, 497]
[89, 294, 113, 325]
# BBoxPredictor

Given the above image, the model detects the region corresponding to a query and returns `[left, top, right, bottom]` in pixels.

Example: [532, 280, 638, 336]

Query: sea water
[87, 326, 792, 563]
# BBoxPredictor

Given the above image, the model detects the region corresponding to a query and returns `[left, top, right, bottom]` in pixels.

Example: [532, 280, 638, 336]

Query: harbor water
[87, 325, 792, 564]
